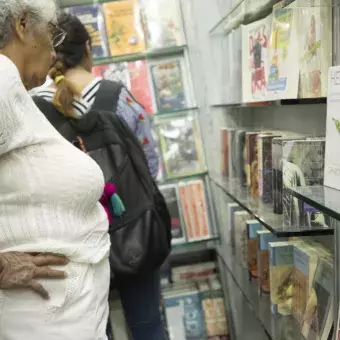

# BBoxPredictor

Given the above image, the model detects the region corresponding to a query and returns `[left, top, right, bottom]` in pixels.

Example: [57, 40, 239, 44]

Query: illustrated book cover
[141, 0, 186, 49]
[241, 14, 272, 102]
[69, 4, 109, 58]
[178, 183, 195, 241]
[247, 220, 262, 279]
[267, 1, 300, 100]
[233, 211, 252, 263]
[103, 0, 146, 56]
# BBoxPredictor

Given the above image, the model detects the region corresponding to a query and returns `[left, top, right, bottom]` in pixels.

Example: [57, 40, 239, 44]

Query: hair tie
[55, 75, 65, 84]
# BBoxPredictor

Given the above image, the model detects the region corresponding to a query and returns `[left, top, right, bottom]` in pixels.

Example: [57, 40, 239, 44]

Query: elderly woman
[0, 1, 111, 339]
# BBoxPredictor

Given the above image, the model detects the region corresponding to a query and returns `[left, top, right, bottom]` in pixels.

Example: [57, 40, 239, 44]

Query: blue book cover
[164, 289, 207, 340]
[69, 4, 109, 58]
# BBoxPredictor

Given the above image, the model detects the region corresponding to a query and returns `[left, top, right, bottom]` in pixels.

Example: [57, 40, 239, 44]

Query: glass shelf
[211, 97, 327, 108]
[60, 0, 124, 8]
[288, 185, 340, 221]
[153, 107, 198, 118]
[172, 236, 219, 249]
[157, 171, 208, 185]
[92, 45, 187, 66]
[217, 245, 305, 340]
[210, 175, 334, 236]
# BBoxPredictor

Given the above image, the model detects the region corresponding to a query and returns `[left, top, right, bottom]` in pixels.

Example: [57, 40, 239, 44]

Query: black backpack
[33, 80, 172, 277]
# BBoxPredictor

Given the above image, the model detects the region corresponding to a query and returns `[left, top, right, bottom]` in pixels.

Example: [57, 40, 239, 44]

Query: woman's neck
[64, 66, 95, 93]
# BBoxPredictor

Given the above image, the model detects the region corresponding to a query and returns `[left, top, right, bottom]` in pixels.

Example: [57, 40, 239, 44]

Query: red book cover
[92, 65, 109, 78]
[127, 60, 154, 114]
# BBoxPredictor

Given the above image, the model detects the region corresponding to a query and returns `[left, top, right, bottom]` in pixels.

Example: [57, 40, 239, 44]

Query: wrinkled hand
[0, 252, 68, 299]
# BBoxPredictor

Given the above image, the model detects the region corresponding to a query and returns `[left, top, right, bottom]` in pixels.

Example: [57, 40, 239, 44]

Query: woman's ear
[84, 40, 93, 71]
[15, 12, 29, 43]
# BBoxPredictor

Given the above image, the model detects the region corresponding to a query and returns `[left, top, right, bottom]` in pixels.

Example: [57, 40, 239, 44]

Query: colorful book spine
[220, 128, 229, 176]
[103, 0, 146, 57]
[245, 132, 258, 192]
[228, 129, 237, 179]
[69, 4, 109, 58]
[233, 211, 251, 261]
[269, 242, 296, 315]
[179, 183, 195, 241]
[236, 130, 247, 186]
[247, 220, 262, 279]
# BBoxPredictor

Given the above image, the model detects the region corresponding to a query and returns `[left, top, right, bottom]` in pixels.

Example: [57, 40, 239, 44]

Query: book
[292, 243, 319, 324]
[324, 66, 340, 191]
[164, 288, 208, 340]
[245, 132, 258, 190]
[157, 114, 205, 178]
[269, 241, 296, 315]
[172, 262, 217, 284]
[220, 128, 229, 176]
[258, 134, 279, 204]
[69, 4, 109, 58]
[233, 211, 252, 263]
[149, 58, 189, 112]
[247, 220, 262, 279]
[301, 257, 333, 340]
[92, 62, 130, 86]
[227, 203, 244, 247]
[298, 0, 332, 98]
[159, 184, 186, 244]
[127, 60, 154, 114]
[179, 183, 195, 241]
[235, 130, 247, 186]
[282, 139, 325, 227]
[267, 1, 300, 100]
[141, 0, 185, 49]
[187, 180, 211, 240]
[257, 230, 285, 295]
[241, 14, 272, 102]
[103, 0, 146, 56]
[228, 129, 238, 179]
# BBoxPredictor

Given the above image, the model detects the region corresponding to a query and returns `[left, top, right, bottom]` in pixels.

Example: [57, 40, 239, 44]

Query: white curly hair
[0, 0, 59, 48]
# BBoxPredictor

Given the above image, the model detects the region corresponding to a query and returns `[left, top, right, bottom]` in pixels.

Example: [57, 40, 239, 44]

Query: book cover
[172, 262, 217, 284]
[301, 258, 333, 340]
[220, 128, 229, 177]
[69, 4, 109, 58]
[189, 180, 211, 240]
[141, 0, 185, 49]
[298, 0, 332, 98]
[127, 60, 154, 114]
[236, 130, 247, 186]
[158, 115, 205, 178]
[267, 1, 300, 100]
[228, 129, 238, 180]
[188, 181, 202, 240]
[150, 59, 188, 112]
[257, 230, 284, 295]
[282, 139, 325, 227]
[234, 211, 252, 263]
[199, 281, 216, 338]
[258, 134, 281, 203]
[241, 14, 272, 102]
[227, 203, 244, 247]
[247, 220, 262, 279]
[179, 183, 195, 241]
[103, 0, 146, 56]
[159, 184, 186, 244]
[324, 66, 340, 191]
[164, 289, 207, 340]
[269, 241, 295, 315]
[292, 244, 319, 324]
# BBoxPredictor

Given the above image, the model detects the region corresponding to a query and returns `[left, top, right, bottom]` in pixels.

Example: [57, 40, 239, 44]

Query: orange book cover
[179, 184, 194, 240]
[194, 180, 210, 238]
[188, 183, 201, 239]
[103, 0, 146, 57]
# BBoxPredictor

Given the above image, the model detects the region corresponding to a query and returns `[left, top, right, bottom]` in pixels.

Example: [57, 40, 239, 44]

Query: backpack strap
[92, 80, 123, 113]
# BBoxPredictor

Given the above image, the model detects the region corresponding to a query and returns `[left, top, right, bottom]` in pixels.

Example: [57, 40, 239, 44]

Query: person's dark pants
[107, 270, 167, 340]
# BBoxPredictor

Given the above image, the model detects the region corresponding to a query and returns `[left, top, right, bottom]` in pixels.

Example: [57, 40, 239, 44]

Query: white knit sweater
[0, 55, 110, 339]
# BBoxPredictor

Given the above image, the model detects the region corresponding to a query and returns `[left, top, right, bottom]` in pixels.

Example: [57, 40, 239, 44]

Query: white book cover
[242, 14, 272, 102]
[298, 0, 332, 98]
[141, 0, 186, 49]
[324, 66, 340, 190]
[266, 1, 299, 100]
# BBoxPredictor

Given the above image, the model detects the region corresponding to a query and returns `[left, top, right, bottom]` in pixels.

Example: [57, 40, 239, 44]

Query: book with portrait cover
[103, 0, 146, 56]
[269, 241, 296, 315]
[159, 184, 186, 244]
[150, 58, 188, 112]
[141, 0, 185, 49]
[158, 115, 205, 178]
[292, 243, 319, 324]
[69, 4, 109, 58]
[282, 139, 325, 227]
[301, 257, 333, 340]
[298, 0, 332, 98]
